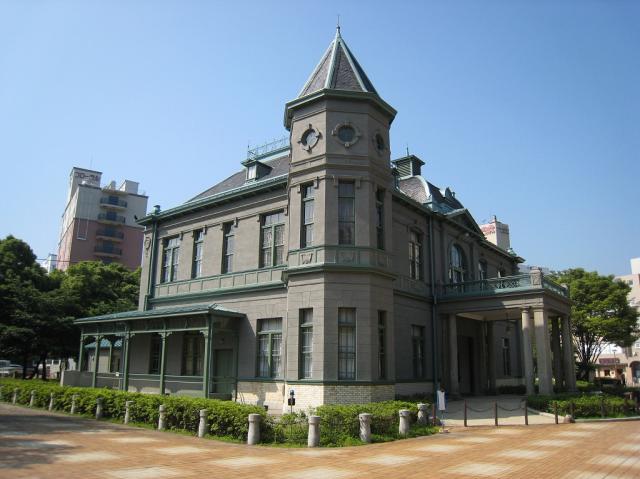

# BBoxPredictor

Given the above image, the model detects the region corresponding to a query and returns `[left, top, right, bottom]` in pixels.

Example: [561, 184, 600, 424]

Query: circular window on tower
[298, 124, 321, 152]
[332, 122, 361, 148]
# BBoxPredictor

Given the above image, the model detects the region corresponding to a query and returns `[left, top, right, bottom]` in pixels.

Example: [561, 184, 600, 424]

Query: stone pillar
[48, 393, 55, 411]
[487, 321, 496, 394]
[533, 309, 553, 395]
[550, 316, 563, 388]
[124, 400, 133, 424]
[417, 403, 429, 425]
[30, 390, 36, 407]
[12, 388, 18, 404]
[520, 308, 535, 396]
[92, 335, 102, 388]
[78, 335, 85, 372]
[561, 315, 577, 391]
[71, 394, 78, 414]
[358, 413, 372, 443]
[198, 409, 208, 438]
[202, 328, 211, 398]
[159, 333, 168, 395]
[247, 413, 261, 445]
[95, 397, 104, 419]
[307, 415, 320, 447]
[478, 321, 488, 393]
[399, 409, 411, 436]
[158, 405, 166, 430]
[448, 314, 460, 397]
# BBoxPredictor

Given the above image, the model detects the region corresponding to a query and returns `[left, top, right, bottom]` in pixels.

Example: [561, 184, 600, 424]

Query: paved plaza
[1, 403, 639, 478]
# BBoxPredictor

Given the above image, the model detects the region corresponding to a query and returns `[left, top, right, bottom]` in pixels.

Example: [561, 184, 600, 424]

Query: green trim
[75, 303, 244, 324]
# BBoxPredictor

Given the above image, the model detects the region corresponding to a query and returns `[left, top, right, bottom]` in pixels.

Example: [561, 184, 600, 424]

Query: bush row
[527, 392, 636, 418]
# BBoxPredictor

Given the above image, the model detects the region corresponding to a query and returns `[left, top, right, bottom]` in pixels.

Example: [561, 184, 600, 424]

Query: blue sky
[0, 0, 638, 276]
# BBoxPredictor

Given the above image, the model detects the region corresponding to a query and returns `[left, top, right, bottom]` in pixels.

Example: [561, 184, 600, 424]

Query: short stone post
[124, 400, 133, 424]
[70, 394, 78, 414]
[569, 401, 575, 419]
[197, 409, 208, 438]
[524, 399, 529, 426]
[307, 415, 320, 448]
[399, 409, 411, 436]
[95, 397, 103, 420]
[463, 400, 468, 427]
[417, 403, 428, 425]
[12, 388, 19, 404]
[247, 413, 261, 445]
[29, 390, 36, 407]
[48, 393, 55, 411]
[494, 401, 498, 427]
[158, 405, 167, 430]
[359, 413, 372, 443]
[554, 401, 558, 424]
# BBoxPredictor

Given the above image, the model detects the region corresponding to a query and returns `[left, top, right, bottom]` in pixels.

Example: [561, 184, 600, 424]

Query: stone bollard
[307, 415, 321, 448]
[95, 397, 104, 420]
[359, 413, 372, 443]
[563, 414, 575, 424]
[48, 393, 55, 411]
[399, 409, 411, 436]
[158, 405, 167, 430]
[124, 401, 133, 424]
[29, 391, 36, 407]
[12, 388, 19, 404]
[247, 413, 261, 445]
[417, 403, 428, 425]
[70, 394, 78, 414]
[197, 409, 208, 438]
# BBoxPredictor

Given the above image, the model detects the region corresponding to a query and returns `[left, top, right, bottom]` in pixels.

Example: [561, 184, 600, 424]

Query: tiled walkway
[1, 403, 639, 478]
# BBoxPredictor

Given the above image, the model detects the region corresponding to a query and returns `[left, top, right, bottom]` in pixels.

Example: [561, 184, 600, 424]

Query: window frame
[338, 181, 355, 245]
[256, 318, 283, 379]
[299, 309, 313, 379]
[375, 188, 385, 250]
[449, 244, 466, 284]
[409, 230, 423, 280]
[191, 230, 204, 279]
[412, 325, 425, 379]
[260, 211, 285, 268]
[181, 332, 205, 376]
[338, 308, 356, 380]
[301, 184, 314, 248]
[222, 222, 234, 274]
[161, 236, 180, 283]
[149, 334, 162, 374]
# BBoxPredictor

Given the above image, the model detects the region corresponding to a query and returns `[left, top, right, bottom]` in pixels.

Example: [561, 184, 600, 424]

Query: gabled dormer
[241, 158, 272, 183]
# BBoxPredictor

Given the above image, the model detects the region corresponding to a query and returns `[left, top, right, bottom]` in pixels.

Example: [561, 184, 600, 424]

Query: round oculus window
[337, 125, 356, 143]
[299, 127, 320, 151]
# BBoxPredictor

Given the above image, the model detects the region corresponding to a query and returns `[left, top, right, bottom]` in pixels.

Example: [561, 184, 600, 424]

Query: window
[449, 244, 466, 283]
[338, 308, 356, 380]
[301, 184, 314, 248]
[222, 222, 234, 273]
[182, 332, 204, 376]
[338, 181, 355, 245]
[300, 309, 313, 379]
[192, 230, 204, 279]
[257, 318, 282, 378]
[378, 311, 387, 380]
[409, 230, 423, 280]
[376, 189, 384, 250]
[161, 237, 180, 283]
[109, 347, 121, 373]
[498, 268, 506, 278]
[478, 260, 488, 280]
[149, 334, 162, 374]
[261, 211, 285, 267]
[502, 338, 511, 376]
[412, 325, 425, 378]
[246, 164, 257, 181]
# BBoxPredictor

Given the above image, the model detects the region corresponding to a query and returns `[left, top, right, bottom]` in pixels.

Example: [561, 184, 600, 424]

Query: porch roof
[75, 303, 245, 324]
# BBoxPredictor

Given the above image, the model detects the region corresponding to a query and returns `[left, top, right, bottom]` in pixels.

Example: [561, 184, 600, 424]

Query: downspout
[428, 215, 439, 404]
[144, 208, 160, 311]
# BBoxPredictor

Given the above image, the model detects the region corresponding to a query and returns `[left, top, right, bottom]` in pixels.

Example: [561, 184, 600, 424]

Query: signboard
[598, 357, 620, 365]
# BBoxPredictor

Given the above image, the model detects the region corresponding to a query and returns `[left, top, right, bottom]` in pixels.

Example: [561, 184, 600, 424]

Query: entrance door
[212, 349, 234, 396]
[457, 336, 475, 395]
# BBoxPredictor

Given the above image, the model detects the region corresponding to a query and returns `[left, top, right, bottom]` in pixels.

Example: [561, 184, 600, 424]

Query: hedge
[0, 378, 269, 441]
[527, 392, 637, 418]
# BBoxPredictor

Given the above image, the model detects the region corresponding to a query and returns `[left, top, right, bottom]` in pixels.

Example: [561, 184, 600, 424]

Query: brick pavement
[1, 403, 639, 478]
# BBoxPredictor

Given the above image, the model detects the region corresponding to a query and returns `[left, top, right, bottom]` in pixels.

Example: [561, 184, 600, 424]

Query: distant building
[40, 253, 58, 273]
[56, 167, 149, 271]
[480, 215, 511, 252]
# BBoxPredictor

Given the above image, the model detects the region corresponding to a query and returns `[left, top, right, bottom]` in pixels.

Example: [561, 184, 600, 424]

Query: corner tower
[283, 30, 399, 406]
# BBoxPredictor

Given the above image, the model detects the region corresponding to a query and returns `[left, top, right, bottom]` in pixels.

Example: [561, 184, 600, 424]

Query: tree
[555, 268, 639, 380]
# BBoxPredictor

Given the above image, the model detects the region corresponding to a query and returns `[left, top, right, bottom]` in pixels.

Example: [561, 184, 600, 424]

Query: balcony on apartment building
[97, 212, 126, 224]
[96, 228, 125, 242]
[99, 196, 128, 210]
[94, 243, 123, 258]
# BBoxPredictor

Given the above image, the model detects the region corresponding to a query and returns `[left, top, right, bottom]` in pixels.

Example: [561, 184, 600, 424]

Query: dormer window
[247, 164, 257, 181]
[243, 159, 272, 183]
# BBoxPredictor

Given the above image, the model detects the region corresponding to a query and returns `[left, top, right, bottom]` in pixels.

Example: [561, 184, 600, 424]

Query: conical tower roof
[298, 27, 378, 98]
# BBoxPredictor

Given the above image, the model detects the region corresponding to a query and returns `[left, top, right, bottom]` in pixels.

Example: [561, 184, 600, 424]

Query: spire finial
[406, 144, 410, 157]
[336, 15, 341, 36]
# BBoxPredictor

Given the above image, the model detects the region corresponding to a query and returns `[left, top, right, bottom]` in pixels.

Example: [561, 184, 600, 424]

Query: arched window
[478, 260, 488, 280]
[450, 244, 466, 283]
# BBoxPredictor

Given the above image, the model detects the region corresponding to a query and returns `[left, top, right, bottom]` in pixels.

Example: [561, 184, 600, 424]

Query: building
[40, 253, 58, 273]
[56, 167, 149, 271]
[63, 30, 575, 410]
[480, 216, 511, 254]
[594, 258, 640, 385]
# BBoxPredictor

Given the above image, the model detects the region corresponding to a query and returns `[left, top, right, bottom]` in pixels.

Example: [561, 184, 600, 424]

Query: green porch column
[159, 333, 168, 395]
[202, 324, 211, 398]
[92, 335, 102, 388]
[77, 335, 85, 372]
[122, 333, 131, 392]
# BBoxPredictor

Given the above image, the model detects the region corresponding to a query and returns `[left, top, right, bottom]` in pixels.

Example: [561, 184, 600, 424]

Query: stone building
[64, 30, 575, 411]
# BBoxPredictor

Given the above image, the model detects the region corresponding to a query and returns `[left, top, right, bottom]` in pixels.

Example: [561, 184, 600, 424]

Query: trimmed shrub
[527, 392, 636, 418]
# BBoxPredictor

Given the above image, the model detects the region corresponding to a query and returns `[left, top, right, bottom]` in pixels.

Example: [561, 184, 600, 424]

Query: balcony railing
[96, 229, 125, 240]
[439, 272, 569, 299]
[100, 197, 128, 208]
[95, 245, 123, 256]
[97, 213, 126, 224]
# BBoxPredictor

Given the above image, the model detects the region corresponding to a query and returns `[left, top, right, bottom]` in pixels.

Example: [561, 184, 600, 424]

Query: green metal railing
[439, 273, 568, 299]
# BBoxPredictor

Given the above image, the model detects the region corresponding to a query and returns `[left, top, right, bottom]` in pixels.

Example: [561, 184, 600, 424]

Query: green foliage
[553, 269, 639, 380]
[527, 392, 636, 418]
[0, 379, 268, 441]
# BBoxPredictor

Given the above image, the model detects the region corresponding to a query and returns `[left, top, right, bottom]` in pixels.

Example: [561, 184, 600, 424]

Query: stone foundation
[395, 381, 434, 397]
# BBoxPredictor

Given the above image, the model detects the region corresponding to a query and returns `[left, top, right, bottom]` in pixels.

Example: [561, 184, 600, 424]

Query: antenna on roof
[406, 144, 410, 157]
[336, 14, 341, 34]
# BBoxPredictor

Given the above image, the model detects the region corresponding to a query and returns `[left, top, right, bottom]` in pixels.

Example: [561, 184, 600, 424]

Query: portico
[438, 269, 575, 397]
